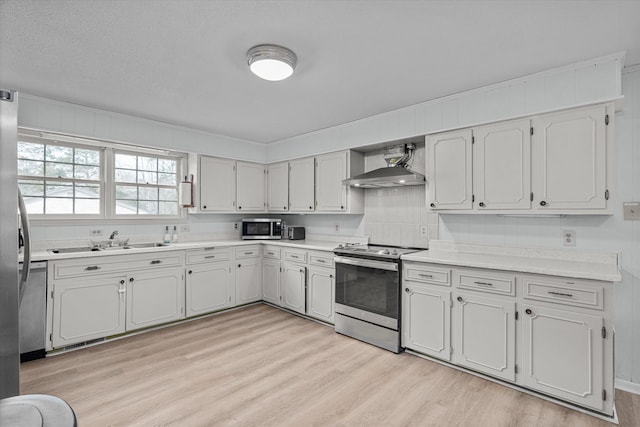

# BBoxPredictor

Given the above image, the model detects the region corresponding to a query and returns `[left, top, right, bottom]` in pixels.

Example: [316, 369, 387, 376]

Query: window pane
[46, 183, 74, 198]
[138, 201, 158, 215]
[18, 142, 44, 160]
[75, 184, 100, 199]
[46, 145, 73, 163]
[158, 158, 176, 173]
[115, 169, 137, 183]
[116, 185, 137, 200]
[19, 180, 44, 197]
[24, 197, 44, 214]
[75, 199, 100, 214]
[45, 162, 74, 178]
[159, 188, 177, 201]
[75, 148, 100, 166]
[159, 202, 178, 215]
[116, 200, 138, 214]
[139, 187, 158, 201]
[138, 156, 157, 171]
[74, 165, 100, 180]
[158, 173, 176, 186]
[46, 198, 73, 214]
[18, 159, 44, 176]
[137, 171, 157, 185]
[115, 153, 137, 169]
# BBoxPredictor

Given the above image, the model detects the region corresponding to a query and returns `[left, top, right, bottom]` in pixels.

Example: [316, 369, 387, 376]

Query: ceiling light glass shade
[247, 44, 297, 81]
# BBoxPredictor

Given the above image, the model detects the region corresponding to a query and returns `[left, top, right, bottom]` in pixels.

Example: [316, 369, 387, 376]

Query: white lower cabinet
[520, 304, 605, 411]
[452, 292, 516, 381]
[186, 261, 233, 317]
[282, 261, 306, 314]
[126, 267, 185, 331]
[262, 259, 282, 306]
[402, 283, 451, 361]
[307, 266, 334, 323]
[235, 246, 262, 305]
[51, 276, 126, 348]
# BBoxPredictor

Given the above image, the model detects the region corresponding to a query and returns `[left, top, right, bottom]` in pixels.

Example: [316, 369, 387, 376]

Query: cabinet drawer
[309, 251, 334, 268]
[284, 249, 307, 264]
[54, 251, 184, 279]
[262, 245, 281, 260]
[186, 247, 231, 264]
[404, 264, 450, 286]
[454, 268, 515, 296]
[522, 276, 604, 310]
[235, 245, 261, 259]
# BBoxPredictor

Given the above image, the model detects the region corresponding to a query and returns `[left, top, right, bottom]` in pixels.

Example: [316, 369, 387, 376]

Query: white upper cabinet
[289, 157, 316, 212]
[267, 162, 289, 212]
[199, 156, 236, 211]
[427, 129, 473, 210]
[236, 161, 265, 212]
[473, 119, 531, 210]
[532, 105, 608, 211]
[315, 152, 347, 212]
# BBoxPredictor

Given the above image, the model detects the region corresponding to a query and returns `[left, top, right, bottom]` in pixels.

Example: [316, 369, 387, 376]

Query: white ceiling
[1, 0, 639, 144]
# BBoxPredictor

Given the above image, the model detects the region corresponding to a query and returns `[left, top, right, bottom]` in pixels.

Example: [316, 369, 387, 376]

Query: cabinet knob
[341, 205, 344, 209]
[120, 280, 125, 284]
[430, 203, 436, 208]
[457, 296, 463, 302]
[238, 206, 242, 209]
[188, 270, 192, 274]
[237, 264, 241, 268]
[203, 205, 207, 209]
[309, 206, 313, 210]
[283, 206, 287, 210]
[479, 202, 485, 207]
[525, 308, 533, 315]
[329, 274, 333, 279]
[129, 277, 134, 282]
[540, 201, 547, 206]
[405, 287, 410, 293]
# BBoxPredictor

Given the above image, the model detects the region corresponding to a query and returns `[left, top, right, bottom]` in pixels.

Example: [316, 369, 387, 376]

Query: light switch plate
[623, 202, 640, 220]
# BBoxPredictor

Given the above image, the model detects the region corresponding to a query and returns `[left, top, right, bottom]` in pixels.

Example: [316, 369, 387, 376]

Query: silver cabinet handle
[204, 255, 216, 259]
[418, 273, 433, 278]
[548, 291, 573, 298]
[85, 266, 101, 271]
[474, 281, 494, 287]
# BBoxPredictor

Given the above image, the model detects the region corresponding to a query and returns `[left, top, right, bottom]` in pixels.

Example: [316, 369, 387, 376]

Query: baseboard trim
[615, 378, 640, 395]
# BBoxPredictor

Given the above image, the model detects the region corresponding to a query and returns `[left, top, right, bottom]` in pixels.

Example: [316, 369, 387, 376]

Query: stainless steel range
[333, 243, 422, 353]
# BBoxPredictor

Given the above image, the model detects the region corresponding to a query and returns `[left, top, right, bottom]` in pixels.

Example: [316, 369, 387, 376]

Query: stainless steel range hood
[343, 143, 425, 188]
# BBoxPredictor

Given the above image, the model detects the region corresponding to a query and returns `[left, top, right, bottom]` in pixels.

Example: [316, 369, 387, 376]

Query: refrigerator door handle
[18, 187, 31, 305]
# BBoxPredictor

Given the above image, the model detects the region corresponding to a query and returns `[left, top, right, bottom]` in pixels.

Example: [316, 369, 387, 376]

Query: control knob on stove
[392, 250, 398, 256]
[382, 249, 390, 255]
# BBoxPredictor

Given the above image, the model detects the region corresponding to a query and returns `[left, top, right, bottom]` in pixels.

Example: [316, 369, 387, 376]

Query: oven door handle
[334, 256, 398, 272]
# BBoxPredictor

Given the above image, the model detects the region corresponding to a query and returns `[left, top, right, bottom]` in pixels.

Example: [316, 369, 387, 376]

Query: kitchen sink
[49, 247, 102, 254]
[122, 243, 170, 249]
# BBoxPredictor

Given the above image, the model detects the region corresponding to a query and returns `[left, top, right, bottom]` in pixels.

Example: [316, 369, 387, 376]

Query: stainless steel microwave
[241, 218, 282, 240]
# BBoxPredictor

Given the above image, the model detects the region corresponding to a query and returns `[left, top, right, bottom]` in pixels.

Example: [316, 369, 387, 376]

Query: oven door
[334, 256, 399, 330]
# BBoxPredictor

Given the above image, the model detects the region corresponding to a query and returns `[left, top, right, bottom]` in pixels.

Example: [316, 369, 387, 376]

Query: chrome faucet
[109, 230, 119, 240]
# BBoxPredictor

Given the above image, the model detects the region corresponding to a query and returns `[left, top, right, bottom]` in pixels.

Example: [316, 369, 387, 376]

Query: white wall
[439, 67, 640, 386]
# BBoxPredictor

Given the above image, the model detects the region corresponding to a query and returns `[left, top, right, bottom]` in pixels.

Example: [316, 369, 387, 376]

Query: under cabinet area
[401, 259, 615, 416]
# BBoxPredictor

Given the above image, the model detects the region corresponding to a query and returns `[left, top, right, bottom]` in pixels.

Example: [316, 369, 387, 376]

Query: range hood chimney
[343, 143, 426, 188]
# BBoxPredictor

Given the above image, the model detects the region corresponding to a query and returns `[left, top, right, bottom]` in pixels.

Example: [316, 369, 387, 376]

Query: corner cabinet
[426, 103, 613, 214]
[236, 161, 266, 212]
[266, 162, 289, 212]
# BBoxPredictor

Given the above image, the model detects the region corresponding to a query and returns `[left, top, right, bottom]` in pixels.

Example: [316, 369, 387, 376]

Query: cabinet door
[289, 157, 315, 212]
[520, 304, 604, 411]
[236, 258, 262, 305]
[236, 161, 265, 212]
[267, 162, 289, 212]
[307, 266, 335, 323]
[186, 261, 233, 317]
[315, 152, 347, 212]
[262, 259, 281, 306]
[427, 129, 473, 210]
[199, 156, 236, 211]
[473, 120, 531, 210]
[51, 276, 126, 348]
[453, 292, 516, 381]
[126, 267, 185, 331]
[402, 283, 451, 361]
[282, 262, 306, 314]
[532, 106, 607, 210]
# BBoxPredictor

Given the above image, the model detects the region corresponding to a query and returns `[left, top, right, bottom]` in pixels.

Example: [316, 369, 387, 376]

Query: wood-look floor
[20, 304, 640, 426]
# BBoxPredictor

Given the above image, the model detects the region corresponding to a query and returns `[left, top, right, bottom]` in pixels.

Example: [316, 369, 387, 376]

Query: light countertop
[402, 241, 621, 282]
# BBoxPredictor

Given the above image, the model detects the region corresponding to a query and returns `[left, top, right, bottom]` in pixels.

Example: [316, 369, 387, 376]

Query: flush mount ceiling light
[247, 44, 297, 81]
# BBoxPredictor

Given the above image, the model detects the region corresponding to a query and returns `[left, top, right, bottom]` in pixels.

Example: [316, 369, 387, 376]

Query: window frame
[18, 129, 186, 223]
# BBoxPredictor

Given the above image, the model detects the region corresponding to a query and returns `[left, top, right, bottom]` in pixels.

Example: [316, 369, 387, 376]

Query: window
[17, 131, 184, 220]
[18, 141, 103, 215]
[114, 151, 179, 216]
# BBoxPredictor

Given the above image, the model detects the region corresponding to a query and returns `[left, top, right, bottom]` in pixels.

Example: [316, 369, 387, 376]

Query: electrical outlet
[89, 229, 103, 237]
[623, 202, 640, 220]
[562, 230, 576, 246]
[420, 226, 428, 237]
[233, 223, 239, 230]
[180, 225, 190, 233]
[335, 223, 340, 233]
